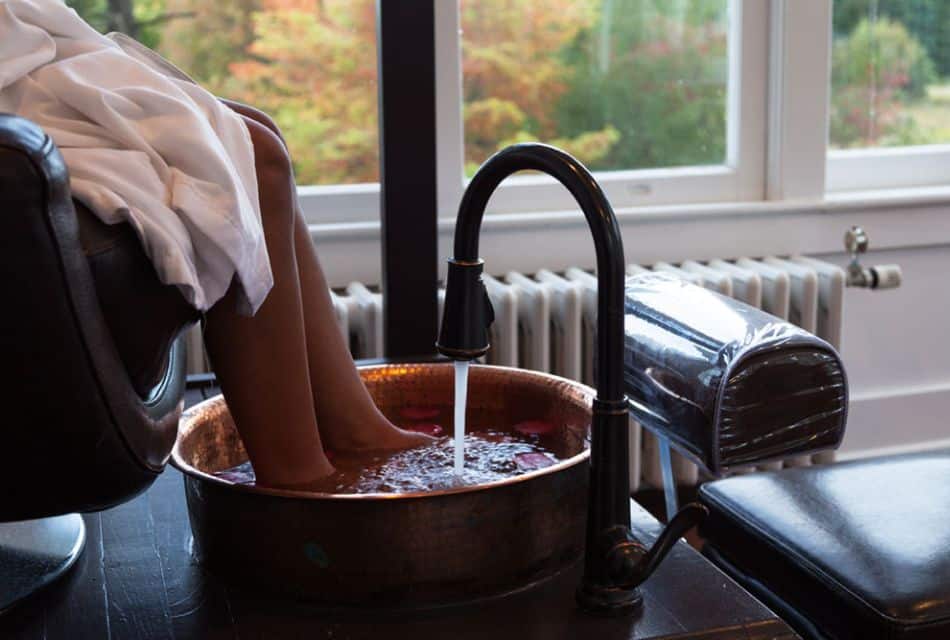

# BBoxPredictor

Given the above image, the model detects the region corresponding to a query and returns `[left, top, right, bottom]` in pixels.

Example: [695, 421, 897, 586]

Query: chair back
[0, 114, 197, 521]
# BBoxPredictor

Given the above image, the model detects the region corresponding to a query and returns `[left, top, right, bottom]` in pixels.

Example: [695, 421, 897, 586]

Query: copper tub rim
[171, 362, 594, 501]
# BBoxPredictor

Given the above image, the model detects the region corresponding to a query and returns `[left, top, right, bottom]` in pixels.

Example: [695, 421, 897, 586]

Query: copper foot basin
[172, 363, 593, 609]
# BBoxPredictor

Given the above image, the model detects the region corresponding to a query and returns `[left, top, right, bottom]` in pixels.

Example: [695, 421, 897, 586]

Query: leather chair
[699, 452, 950, 639]
[0, 114, 199, 611]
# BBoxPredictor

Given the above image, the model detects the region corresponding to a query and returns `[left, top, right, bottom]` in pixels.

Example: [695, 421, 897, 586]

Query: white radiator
[186, 256, 845, 490]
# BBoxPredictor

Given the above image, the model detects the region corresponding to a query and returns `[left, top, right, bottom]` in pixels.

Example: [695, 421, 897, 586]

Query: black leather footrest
[699, 452, 950, 640]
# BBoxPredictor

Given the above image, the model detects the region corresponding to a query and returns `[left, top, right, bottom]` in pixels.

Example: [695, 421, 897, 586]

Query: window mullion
[377, 0, 440, 357]
[731, 0, 769, 201]
[766, 0, 832, 201]
[435, 0, 465, 223]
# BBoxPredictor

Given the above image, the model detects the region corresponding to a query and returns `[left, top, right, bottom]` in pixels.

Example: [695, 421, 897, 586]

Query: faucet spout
[437, 143, 704, 615]
[445, 144, 626, 402]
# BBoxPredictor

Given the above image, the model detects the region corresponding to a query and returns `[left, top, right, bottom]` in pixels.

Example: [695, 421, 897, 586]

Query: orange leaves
[207, 0, 380, 185]
[461, 0, 594, 132]
[460, 0, 605, 169]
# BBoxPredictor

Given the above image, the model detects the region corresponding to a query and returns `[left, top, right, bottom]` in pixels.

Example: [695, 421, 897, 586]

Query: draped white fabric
[0, 0, 273, 314]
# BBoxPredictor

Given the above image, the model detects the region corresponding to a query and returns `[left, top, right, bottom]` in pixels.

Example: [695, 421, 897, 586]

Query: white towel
[0, 0, 273, 315]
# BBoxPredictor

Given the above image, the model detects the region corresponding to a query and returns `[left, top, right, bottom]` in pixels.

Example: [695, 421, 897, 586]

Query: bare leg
[222, 100, 431, 451]
[204, 118, 333, 488]
[292, 214, 432, 450]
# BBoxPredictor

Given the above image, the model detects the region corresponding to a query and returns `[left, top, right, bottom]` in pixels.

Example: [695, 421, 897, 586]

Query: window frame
[298, 0, 950, 229]
[299, 0, 769, 226]
[827, 144, 950, 193]
[822, 2, 950, 194]
[442, 0, 769, 216]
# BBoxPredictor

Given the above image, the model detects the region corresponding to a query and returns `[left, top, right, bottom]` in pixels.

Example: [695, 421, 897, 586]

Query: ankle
[254, 457, 335, 489]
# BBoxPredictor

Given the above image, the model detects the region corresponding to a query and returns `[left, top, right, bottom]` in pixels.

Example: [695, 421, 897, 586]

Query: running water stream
[453, 360, 470, 474]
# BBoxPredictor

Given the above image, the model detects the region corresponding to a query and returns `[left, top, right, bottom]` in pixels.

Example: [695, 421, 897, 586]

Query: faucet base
[575, 582, 643, 616]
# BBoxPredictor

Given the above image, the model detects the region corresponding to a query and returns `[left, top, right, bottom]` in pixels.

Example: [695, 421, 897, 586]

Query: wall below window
[820, 245, 950, 459]
[311, 193, 950, 459]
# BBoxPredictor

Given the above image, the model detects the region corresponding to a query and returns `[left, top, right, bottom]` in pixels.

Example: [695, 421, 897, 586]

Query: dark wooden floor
[0, 387, 797, 640]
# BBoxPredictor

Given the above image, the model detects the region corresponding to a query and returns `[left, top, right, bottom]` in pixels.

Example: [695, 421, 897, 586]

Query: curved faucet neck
[444, 143, 706, 615]
[451, 143, 626, 403]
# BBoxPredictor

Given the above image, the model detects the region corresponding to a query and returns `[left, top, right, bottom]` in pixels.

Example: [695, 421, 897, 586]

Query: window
[445, 0, 767, 214]
[67, 0, 381, 222]
[461, 1, 730, 174]
[65, 0, 949, 223]
[827, 0, 950, 191]
[830, 1, 950, 150]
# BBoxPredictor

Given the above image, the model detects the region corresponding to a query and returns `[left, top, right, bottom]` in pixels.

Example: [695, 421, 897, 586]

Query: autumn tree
[461, 0, 619, 173]
[69, 0, 736, 184]
[834, 0, 950, 77]
[830, 18, 937, 147]
[220, 0, 380, 185]
[555, 0, 730, 171]
[158, 0, 260, 86]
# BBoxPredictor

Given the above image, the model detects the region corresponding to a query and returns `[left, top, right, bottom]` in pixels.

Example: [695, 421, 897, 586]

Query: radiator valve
[844, 226, 902, 289]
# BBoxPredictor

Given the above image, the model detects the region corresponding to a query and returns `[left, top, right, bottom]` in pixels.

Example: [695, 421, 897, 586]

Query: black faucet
[436, 143, 707, 615]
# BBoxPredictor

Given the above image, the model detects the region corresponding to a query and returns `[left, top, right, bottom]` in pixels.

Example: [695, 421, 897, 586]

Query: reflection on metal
[172, 363, 593, 609]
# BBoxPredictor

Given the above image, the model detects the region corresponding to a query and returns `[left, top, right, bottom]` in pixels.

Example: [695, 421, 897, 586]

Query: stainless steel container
[172, 363, 593, 609]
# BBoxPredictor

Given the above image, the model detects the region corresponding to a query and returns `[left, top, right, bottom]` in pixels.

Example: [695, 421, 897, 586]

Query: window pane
[460, 0, 730, 176]
[831, 0, 950, 149]
[67, 0, 378, 186]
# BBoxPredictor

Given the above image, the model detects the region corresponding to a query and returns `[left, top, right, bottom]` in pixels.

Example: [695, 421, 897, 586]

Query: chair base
[0, 514, 86, 614]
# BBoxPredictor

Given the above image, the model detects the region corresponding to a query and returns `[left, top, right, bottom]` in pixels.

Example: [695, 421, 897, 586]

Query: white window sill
[824, 184, 950, 209]
[308, 186, 950, 288]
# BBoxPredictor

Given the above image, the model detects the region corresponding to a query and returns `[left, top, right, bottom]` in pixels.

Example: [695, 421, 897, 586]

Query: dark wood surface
[0, 388, 797, 640]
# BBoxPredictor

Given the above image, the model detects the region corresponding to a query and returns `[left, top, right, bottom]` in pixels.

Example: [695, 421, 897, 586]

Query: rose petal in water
[400, 406, 440, 420]
[406, 423, 444, 437]
[515, 452, 556, 471]
[513, 420, 555, 435]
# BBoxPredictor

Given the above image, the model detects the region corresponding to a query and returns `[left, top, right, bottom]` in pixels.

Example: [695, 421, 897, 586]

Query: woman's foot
[318, 406, 436, 452]
[253, 453, 336, 490]
[242, 449, 336, 491]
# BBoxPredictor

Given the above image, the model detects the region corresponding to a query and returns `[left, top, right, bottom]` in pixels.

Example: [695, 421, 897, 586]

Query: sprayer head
[436, 259, 495, 360]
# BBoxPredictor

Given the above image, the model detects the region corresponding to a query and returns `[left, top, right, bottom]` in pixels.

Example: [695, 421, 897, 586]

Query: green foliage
[554, 0, 728, 171]
[132, 0, 167, 49]
[460, 0, 730, 173]
[830, 17, 938, 147]
[833, 18, 936, 99]
[66, 0, 108, 32]
[218, 2, 380, 185]
[66, 0, 166, 49]
[159, 0, 259, 85]
[833, 0, 950, 77]
[460, 0, 609, 170]
[57, 0, 950, 182]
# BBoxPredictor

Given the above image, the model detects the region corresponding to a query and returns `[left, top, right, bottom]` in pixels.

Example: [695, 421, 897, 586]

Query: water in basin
[213, 401, 566, 493]
[173, 363, 593, 607]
